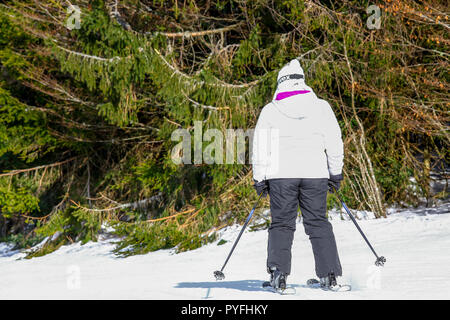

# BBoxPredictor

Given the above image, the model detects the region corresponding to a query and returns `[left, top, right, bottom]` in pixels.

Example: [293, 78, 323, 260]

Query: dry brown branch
[70, 192, 163, 213]
[154, 22, 244, 38]
[0, 157, 78, 177]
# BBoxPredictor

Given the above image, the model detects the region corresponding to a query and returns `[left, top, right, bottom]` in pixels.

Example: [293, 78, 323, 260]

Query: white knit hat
[274, 59, 310, 97]
[277, 59, 305, 83]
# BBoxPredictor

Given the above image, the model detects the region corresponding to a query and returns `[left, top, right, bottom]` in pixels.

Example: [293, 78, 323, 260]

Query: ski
[262, 281, 296, 295]
[306, 278, 352, 292]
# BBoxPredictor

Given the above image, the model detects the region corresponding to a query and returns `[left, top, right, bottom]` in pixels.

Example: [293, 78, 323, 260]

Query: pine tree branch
[70, 192, 163, 213]
[182, 91, 221, 111]
[0, 157, 78, 177]
[152, 22, 244, 38]
[154, 48, 262, 89]
[55, 44, 123, 62]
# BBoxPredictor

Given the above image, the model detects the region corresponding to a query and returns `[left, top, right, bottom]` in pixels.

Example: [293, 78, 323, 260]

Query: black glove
[253, 179, 269, 197]
[328, 174, 343, 193]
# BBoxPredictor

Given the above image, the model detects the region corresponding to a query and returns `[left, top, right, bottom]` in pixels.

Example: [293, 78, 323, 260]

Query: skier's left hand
[328, 174, 343, 193]
[253, 179, 269, 197]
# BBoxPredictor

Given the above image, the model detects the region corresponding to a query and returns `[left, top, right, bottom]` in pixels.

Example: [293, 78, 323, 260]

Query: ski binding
[306, 278, 351, 292]
[262, 281, 296, 295]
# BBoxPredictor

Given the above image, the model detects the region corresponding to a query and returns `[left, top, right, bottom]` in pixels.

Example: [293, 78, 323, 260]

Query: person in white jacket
[252, 59, 344, 290]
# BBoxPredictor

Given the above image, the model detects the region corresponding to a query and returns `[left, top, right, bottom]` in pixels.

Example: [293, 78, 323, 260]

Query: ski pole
[332, 186, 386, 267]
[214, 192, 264, 280]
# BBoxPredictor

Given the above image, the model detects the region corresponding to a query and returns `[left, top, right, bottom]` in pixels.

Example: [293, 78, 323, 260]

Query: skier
[252, 59, 344, 292]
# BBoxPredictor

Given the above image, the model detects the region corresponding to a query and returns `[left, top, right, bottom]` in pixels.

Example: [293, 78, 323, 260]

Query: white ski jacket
[252, 59, 344, 182]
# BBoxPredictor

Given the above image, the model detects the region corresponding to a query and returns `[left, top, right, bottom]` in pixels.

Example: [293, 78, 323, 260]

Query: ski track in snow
[1, 203, 449, 300]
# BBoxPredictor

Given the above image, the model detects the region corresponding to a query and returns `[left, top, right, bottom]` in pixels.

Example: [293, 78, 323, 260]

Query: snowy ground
[1, 202, 449, 300]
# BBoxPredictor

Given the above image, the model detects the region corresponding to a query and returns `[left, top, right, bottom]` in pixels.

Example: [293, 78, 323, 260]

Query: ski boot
[262, 267, 296, 294]
[267, 266, 287, 290]
[307, 272, 352, 292]
[320, 271, 338, 289]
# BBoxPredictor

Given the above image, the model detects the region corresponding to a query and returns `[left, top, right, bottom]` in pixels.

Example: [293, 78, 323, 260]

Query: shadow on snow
[175, 280, 300, 293]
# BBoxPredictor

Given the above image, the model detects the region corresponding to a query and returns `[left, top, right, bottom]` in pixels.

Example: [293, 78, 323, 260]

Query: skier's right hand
[328, 174, 343, 193]
[253, 179, 269, 197]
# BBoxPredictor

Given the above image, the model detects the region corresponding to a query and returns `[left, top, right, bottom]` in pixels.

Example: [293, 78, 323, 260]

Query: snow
[1, 203, 449, 300]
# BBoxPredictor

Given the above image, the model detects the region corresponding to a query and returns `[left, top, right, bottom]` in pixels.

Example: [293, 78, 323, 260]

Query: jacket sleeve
[252, 106, 272, 182]
[322, 101, 344, 176]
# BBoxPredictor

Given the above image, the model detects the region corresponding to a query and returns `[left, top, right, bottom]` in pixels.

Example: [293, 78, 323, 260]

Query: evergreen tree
[0, 0, 448, 256]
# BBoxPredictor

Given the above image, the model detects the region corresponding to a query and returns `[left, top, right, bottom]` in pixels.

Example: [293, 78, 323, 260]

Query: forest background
[0, 0, 448, 257]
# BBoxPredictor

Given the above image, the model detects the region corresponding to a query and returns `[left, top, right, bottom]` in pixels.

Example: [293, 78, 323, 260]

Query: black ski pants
[267, 178, 342, 278]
